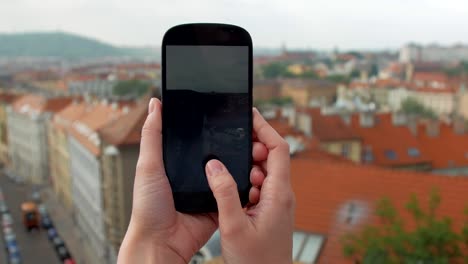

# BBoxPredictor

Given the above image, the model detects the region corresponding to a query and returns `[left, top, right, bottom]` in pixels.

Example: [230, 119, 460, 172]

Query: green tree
[262, 62, 290, 78]
[401, 97, 437, 119]
[369, 63, 379, 77]
[342, 189, 468, 264]
[326, 74, 350, 84]
[113, 79, 151, 98]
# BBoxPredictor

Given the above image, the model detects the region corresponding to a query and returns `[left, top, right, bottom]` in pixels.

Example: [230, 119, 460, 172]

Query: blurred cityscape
[0, 31, 468, 264]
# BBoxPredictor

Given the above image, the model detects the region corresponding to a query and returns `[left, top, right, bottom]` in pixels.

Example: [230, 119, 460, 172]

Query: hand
[205, 108, 295, 264]
[117, 98, 270, 263]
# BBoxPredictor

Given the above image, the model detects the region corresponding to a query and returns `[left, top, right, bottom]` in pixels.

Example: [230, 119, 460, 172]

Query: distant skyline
[2, 0, 468, 50]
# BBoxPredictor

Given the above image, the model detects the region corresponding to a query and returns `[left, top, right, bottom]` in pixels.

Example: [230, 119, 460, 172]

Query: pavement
[0, 173, 60, 264]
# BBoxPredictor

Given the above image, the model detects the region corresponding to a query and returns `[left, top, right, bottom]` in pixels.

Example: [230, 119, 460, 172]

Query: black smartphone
[162, 23, 253, 213]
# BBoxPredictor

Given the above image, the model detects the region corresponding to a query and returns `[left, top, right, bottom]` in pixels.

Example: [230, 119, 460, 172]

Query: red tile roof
[417, 123, 468, 169]
[292, 156, 468, 264]
[99, 101, 147, 146]
[68, 102, 123, 156]
[12, 94, 72, 115]
[299, 108, 360, 142]
[412, 72, 448, 83]
[350, 113, 432, 167]
[52, 101, 88, 131]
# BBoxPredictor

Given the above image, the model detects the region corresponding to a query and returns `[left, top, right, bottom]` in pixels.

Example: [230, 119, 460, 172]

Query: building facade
[7, 95, 71, 184]
[0, 93, 19, 167]
[68, 102, 123, 263]
[48, 101, 87, 209]
[99, 102, 146, 261]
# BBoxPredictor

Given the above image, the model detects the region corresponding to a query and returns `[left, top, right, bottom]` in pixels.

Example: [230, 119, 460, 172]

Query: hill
[0, 32, 157, 59]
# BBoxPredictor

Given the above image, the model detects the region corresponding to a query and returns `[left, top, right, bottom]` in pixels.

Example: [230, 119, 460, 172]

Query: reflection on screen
[165, 46, 250, 192]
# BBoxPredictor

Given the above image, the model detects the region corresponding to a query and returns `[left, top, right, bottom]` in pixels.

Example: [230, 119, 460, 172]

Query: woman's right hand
[205, 108, 295, 264]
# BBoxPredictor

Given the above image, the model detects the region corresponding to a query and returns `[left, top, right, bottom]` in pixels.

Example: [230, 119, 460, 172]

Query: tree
[262, 62, 290, 78]
[401, 97, 437, 119]
[342, 189, 468, 264]
[113, 79, 151, 98]
[369, 63, 379, 77]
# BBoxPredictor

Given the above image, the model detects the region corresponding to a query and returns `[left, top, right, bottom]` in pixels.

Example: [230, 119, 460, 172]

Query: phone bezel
[161, 23, 253, 213]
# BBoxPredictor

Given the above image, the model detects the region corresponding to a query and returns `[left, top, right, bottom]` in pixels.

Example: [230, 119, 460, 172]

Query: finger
[205, 159, 246, 232]
[249, 186, 261, 204]
[253, 109, 290, 186]
[136, 98, 165, 178]
[252, 142, 268, 162]
[250, 165, 265, 187]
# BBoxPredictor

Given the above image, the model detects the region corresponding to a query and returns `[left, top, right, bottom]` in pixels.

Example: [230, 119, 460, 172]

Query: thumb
[206, 160, 246, 232]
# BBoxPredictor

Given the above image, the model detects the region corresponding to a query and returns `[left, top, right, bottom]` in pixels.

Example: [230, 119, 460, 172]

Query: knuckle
[136, 158, 158, 176]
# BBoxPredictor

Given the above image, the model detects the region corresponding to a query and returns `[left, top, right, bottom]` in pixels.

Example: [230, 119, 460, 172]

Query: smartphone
[162, 23, 253, 213]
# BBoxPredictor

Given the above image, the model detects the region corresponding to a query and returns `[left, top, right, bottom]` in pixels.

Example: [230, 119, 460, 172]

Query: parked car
[0, 203, 8, 214]
[41, 216, 53, 230]
[4, 233, 16, 243]
[5, 239, 18, 252]
[7, 242, 19, 255]
[31, 191, 41, 203]
[56, 246, 71, 262]
[3, 226, 14, 236]
[9, 251, 21, 264]
[64, 258, 76, 264]
[52, 236, 65, 250]
[38, 204, 48, 218]
[47, 228, 57, 240]
[2, 213, 13, 228]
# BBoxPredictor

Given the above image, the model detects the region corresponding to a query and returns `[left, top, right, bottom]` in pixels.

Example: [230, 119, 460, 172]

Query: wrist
[118, 223, 186, 264]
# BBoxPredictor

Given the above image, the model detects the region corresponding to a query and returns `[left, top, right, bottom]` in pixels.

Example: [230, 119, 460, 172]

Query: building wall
[280, 80, 337, 107]
[7, 110, 49, 184]
[253, 80, 280, 102]
[281, 86, 309, 107]
[0, 104, 10, 166]
[457, 93, 468, 120]
[321, 140, 362, 163]
[413, 91, 455, 115]
[102, 144, 138, 260]
[69, 136, 107, 263]
[48, 124, 73, 209]
[388, 87, 410, 111]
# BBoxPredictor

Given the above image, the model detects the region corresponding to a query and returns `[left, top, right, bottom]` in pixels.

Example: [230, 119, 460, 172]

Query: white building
[68, 101, 122, 264]
[399, 44, 468, 63]
[7, 94, 71, 184]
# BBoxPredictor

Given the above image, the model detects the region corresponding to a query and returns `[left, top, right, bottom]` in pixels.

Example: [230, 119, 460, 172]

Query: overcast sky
[2, 0, 468, 50]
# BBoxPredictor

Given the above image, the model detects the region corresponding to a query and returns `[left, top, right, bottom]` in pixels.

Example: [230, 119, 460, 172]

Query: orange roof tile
[99, 101, 147, 146]
[68, 102, 123, 156]
[291, 157, 468, 264]
[12, 94, 72, 115]
[52, 101, 89, 131]
[413, 72, 448, 83]
[299, 108, 360, 142]
[418, 123, 468, 169]
[350, 113, 431, 167]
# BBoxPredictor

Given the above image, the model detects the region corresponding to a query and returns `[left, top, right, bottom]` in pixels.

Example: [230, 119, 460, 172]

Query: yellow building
[48, 101, 87, 209]
[280, 79, 337, 107]
[0, 93, 19, 167]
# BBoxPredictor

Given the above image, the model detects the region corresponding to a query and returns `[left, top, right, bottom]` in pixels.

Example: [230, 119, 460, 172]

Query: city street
[0, 173, 60, 264]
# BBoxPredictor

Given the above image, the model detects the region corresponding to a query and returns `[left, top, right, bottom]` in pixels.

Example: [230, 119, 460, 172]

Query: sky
[2, 0, 468, 50]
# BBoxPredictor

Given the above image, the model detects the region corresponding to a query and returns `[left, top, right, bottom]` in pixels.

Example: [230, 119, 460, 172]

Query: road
[0, 173, 60, 264]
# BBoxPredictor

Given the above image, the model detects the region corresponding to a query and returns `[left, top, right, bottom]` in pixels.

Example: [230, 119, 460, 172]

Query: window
[341, 143, 351, 158]
[292, 231, 325, 264]
[384, 150, 397, 160]
[362, 147, 374, 163]
[407, 147, 420, 157]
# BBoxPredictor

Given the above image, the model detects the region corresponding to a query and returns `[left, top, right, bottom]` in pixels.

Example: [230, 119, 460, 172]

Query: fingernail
[206, 160, 224, 177]
[148, 98, 155, 114]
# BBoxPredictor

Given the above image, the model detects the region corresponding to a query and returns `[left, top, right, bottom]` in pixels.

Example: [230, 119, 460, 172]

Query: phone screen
[164, 45, 250, 193]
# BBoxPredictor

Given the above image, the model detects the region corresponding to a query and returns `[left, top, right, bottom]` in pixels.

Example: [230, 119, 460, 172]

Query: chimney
[392, 112, 407, 126]
[426, 120, 440, 137]
[298, 112, 312, 137]
[359, 112, 374, 127]
[454, 116, 466, 134]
